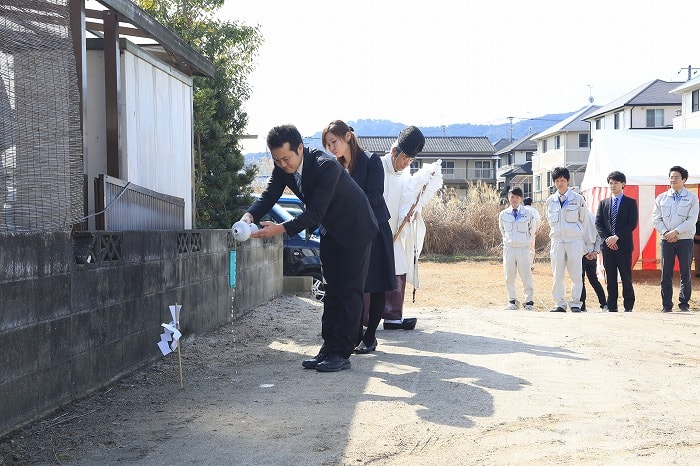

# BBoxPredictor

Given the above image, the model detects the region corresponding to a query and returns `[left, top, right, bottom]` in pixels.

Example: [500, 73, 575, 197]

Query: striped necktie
[294, 172, 303, 195]
[611, 197, 618, 234]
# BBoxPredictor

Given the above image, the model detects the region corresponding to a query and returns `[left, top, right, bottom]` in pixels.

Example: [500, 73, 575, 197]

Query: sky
[219, 0, 700, 154]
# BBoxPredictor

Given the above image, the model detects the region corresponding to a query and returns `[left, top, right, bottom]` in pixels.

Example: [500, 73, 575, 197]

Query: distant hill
[244, 112, 574, 164]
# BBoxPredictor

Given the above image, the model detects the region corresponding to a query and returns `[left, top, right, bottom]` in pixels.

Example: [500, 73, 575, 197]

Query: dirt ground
[2, 260, 700, 465]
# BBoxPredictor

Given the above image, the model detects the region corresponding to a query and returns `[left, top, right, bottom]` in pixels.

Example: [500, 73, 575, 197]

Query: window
[442, 161, 454, 177]
[554, 135, 561, 149]
[542, 140, 548, 153]
[525, 151, 533, 161]
[692, 90, 699, 113]
[508, 153, 514, 165]
[474, 160, 491, 179]
[409, 160, 420, 175]
[646, 109, 664, 127]
[579, 133, 589, 148]
[534, 175, 541, 192]
[614, 112, 620, 129]
[546, 171, 552, 190]
[595, 118, 602, 129]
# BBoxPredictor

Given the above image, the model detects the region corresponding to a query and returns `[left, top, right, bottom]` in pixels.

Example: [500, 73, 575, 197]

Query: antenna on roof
[587, 84, 594, 103]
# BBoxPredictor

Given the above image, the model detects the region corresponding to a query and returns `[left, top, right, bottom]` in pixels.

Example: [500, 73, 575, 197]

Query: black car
[257, 202, 325, 301]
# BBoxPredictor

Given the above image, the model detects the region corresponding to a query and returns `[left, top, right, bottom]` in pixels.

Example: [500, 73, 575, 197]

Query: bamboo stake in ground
[175, 303, 184, 389]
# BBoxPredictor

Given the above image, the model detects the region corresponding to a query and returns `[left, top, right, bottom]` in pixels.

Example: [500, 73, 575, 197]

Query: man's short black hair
[523, 197, 533, 206]
[267, 125, 303, 151]
[552, 166, 570, 181]
[607, 171, 627, 184]
[669, 165, 689, 180]
[509, 187, 523, 197]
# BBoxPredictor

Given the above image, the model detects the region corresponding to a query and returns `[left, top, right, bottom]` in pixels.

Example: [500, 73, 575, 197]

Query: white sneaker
[505, 300, 519, 310]
[524, 303, 534, 311]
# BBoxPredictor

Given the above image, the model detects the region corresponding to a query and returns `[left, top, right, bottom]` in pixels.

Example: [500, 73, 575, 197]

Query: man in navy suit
[241, 125, 378, 372]
[595, 171, 639, 312]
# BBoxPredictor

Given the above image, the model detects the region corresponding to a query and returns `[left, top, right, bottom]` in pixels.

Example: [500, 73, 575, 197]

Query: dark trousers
[601, 247, 635, 311]
[660, 239, 693, 308]
[319, 235, 371, 359]
[581, 256, 606, 310]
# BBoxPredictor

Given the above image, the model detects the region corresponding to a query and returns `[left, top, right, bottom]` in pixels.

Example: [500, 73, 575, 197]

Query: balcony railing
[94, 174, 185, 231]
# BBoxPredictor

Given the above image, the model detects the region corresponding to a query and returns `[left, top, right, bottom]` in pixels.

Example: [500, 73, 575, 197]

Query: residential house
[531, 105, 600, 201]
[358, 136, 496, 198]
[670, 74, 700, 129]
[584, 79, 682, 138]
[0, 0, 215, 232]
[495, 133, 538, 197]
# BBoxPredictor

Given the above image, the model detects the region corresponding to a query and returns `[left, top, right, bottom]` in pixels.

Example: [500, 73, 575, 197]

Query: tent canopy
[581, 129, 700, 191]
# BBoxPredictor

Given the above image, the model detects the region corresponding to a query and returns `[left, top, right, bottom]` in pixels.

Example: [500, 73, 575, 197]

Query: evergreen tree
[137, 0, 262, 228]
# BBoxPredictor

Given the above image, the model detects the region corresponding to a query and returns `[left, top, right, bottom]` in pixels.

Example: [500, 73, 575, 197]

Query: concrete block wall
[0, 230, 283, 436]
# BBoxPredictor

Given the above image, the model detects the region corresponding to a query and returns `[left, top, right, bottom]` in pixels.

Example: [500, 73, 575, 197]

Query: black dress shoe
[550, 307, 566, 312]
[302, 352, 327, 369]
[383, 317, 417, 330]
[315, 354, 351, 372]
[354, 339, 378, 354]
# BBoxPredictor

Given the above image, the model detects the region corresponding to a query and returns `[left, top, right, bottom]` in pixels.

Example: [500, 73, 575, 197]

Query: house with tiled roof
[670, 74, 700, 129]
[531, 105, 600, 201]
[583, 79, 682, 136]
[357, 136, 496, 197]
[495, 133, 538, 197]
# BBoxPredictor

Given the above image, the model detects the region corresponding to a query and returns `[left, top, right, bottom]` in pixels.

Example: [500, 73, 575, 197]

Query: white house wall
[85, 44, 194, 229]
[673, 87, 700, 129]
[121, 48, 193, 228]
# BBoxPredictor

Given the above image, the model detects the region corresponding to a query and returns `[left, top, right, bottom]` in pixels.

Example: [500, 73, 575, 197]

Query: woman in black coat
[322, 120, 396, 353]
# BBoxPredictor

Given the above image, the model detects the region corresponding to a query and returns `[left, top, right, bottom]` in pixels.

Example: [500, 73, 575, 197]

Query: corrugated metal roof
[358, 136, 494, 154]
[534, 105, 600, 139]
[584, 79, 682, 120]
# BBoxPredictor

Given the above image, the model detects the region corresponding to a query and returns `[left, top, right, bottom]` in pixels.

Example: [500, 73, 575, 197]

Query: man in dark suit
[241, 124, 378, 372]
[595, 171, 639, 312]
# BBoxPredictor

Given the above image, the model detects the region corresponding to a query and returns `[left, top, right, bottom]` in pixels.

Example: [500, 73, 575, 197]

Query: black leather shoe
[679, 304, 690, 312]
[383, 317, 417, 330]
[354, 339, 378, 354]
[661, 307, 672, 313]
[571, 307, 581, 313]
[550, 307, 566, 312]
[315, 354, 351, 372]
[302, 352, 327, 369]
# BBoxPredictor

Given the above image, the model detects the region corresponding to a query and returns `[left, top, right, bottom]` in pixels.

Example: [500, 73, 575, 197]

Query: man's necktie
[294, 172, 303, 195]
[559, 193, 566, 206]
[611, 197, 618, 235]
[513, 208, 518, 219]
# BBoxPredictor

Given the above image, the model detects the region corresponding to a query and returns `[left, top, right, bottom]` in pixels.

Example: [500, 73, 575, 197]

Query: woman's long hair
[322, 120, 363, 173]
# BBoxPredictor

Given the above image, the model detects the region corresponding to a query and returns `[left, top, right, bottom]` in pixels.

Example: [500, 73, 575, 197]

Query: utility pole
[507, 116, 514, 141]
[679, 65, 700, 81]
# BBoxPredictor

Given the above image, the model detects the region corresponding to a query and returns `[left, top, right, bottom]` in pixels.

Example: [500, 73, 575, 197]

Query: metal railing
[94, 174, 184, 230]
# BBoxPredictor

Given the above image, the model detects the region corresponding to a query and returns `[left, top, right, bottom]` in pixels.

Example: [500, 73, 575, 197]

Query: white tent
[581, 129, 700, 191]
[581, 129, 700, 270]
